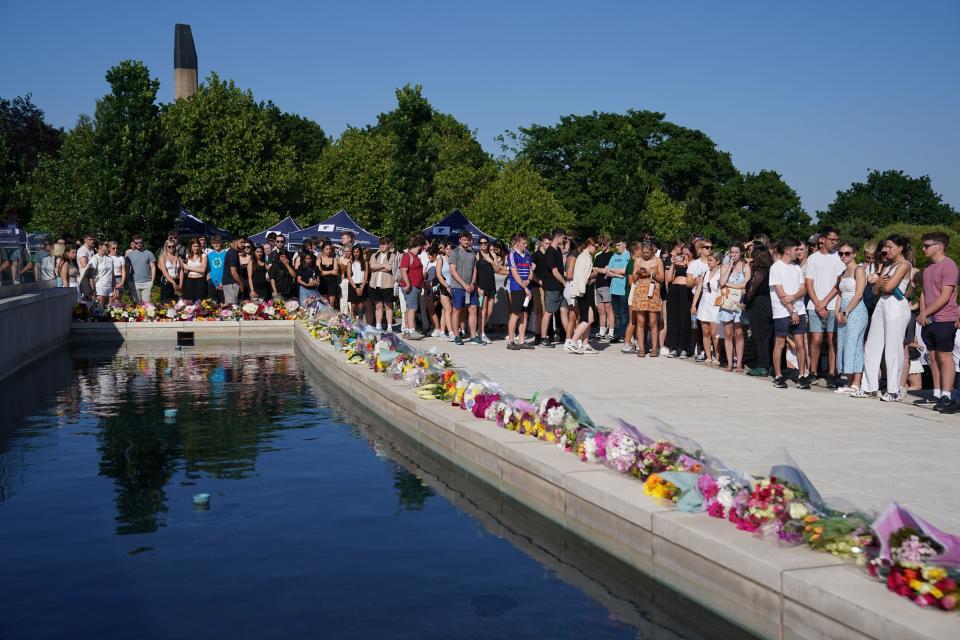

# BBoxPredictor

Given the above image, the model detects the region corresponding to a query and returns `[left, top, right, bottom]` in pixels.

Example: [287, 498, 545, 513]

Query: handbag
[719, 286, 744, 311]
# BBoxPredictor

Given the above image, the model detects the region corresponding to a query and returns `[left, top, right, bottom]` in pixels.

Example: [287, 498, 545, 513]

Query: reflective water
[0, 346, 756, 639]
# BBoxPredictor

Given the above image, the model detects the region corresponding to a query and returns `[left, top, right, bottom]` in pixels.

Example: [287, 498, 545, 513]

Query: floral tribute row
[72, 299, 304, 322]
[302, 308, 960, 613]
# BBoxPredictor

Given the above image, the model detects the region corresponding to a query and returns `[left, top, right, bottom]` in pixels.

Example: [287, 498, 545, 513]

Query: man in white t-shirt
[769, 238, 809, 389]
[804, 226, 844, 388]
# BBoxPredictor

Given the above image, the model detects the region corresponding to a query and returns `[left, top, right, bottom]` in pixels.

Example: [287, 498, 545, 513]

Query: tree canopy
[820, 169, 958, 244]
[0, 94, 63, 225]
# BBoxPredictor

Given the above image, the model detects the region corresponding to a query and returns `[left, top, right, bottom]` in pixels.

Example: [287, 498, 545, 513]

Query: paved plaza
[417, 336, 960, 533]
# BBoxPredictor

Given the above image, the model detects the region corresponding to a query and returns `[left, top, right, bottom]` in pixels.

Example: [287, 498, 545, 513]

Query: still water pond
[0, 347, 755, 639]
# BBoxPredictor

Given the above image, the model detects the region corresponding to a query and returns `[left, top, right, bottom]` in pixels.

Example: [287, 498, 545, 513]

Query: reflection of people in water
[79, 352, 308, 534]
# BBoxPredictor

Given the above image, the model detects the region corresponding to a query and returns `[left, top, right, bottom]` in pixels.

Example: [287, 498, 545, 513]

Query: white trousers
[861, 296, 911, 394]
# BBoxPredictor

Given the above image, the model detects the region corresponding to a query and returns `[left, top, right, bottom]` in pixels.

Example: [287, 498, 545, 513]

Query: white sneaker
[659, 346, 671, 356]
[481, 334, 492, 344]
[849, 388, 867, 398]
[430, 329, 442, 338]
[835, 386, 853, 395]
[445, 333, 457, 342]
[563, 342, 579, 353]
[580, 345, 598, 354]
[880, 392, 901, 403]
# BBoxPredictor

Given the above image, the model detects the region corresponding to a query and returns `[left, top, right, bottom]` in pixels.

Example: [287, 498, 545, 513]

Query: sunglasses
[702, 245, 712, 249]
[838, 251, 854, 257]
[922, 243, 939, 249]
[479, 241, 488, 245]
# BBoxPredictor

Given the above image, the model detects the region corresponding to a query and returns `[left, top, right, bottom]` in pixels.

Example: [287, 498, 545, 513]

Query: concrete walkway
[418, 336, 960, 533]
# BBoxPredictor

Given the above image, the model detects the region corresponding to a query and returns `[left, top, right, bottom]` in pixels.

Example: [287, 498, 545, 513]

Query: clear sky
[2, 0, 957, 216]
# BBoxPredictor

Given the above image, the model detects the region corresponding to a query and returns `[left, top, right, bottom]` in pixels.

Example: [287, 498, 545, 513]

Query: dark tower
[173, 24, 198, 100]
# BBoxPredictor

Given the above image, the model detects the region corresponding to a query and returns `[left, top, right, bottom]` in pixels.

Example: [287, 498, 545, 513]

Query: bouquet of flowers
[801, 512, 875, 560]
[868, 528, 959, 610]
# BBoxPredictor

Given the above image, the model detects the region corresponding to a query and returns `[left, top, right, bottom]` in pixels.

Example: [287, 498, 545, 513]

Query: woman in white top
[690, 252, 722, 365]
[107, 241, 126, 303]
[834, 241, 868, 395]
[346, 245, 367, 319]
[718, 244, 750, 372]
[158, 240, 183, 303]
[859, 235, 913, 401]
[566, 237, 598, 354]
[91, 242, 116, 306]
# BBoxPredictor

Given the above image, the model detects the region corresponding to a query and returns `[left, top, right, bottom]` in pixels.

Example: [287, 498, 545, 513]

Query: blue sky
[2, 0, 957, 216]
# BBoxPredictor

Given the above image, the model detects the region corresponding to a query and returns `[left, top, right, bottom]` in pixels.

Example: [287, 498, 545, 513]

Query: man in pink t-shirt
[918, 231, 959, 413]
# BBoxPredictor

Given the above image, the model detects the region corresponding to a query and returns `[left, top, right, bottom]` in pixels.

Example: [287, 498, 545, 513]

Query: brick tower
[173, 24, 198, 100]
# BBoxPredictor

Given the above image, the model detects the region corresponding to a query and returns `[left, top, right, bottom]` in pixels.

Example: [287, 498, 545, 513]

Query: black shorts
[508, 290, 530, 314]
[922, 320, 958, 352]
[369, 287, 394, 305]
[575, 284, 595, 318]
[347, 285, 366, 304]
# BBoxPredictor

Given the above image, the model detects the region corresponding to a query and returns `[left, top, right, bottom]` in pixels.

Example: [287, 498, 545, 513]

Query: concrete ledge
[292, 322, 960, 640]
[0, 287, 76, 380]
[70, 320, 294, 344]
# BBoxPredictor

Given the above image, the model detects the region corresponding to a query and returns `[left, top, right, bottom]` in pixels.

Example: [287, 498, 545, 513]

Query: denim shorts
[807, 309, 836, 332]
[402, 286, 421, 309]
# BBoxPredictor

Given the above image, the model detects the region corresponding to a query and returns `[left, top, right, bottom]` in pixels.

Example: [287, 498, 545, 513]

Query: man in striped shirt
[506, 232, 535, 350]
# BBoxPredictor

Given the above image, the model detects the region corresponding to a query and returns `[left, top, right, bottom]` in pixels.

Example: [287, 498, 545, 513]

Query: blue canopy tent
[176, 208, 231, 239]
[248, 216, 301, 247]
[421, 209, 495, 250]
[287, 210, 379, 248]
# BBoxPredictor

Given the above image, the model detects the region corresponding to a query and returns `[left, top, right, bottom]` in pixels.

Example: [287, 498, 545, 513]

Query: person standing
[506, 233, 535, 350]
[691, 252, 722, 365]
[860, 235, 913, 402]
[834, 242, 868, 395]
[627, 241, 664, 357]
[338, 231, 355, 314]
[247, 245, 271, 301]
[269, 243, 297, 301]
[107, 242, 127, 303]
[718, 244, 750, 372]
[126, 236, 156, 304]
[745, 246, 774, 377]
[664, 243, 694, 358]
[90, 241, 115, 306]
[606, 238, 631, 344]
[591, 236, 615, 341]
[158, 239, 184, 303]
[221, 236, 242, 305]
[537, 230, 567, 348]
[296, 252, 321, 305]
[449, 231, 483, 346]
[317, 242, 339, 307]
[918, 232, 959, 412]
[769, 239, 809, 389]
[346, 245, 368, 319]
[804, 226, 844, 388]
[399, 235, 425, 340]
[206, 235, 228, 302]
[181, 239, 208, 302]
[368, 237, 398, 331]
[566, 238, 599, 354]
[476, 238, 502, 344]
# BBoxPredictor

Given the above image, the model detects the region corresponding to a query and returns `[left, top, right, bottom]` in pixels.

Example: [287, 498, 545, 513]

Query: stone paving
[418, 336, 960, 533]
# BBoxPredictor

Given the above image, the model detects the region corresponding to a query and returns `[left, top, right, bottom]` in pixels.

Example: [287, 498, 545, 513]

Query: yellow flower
[546, 432, 556, 443]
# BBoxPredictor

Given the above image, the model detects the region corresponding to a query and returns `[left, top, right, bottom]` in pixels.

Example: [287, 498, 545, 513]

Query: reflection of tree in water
[393, 466, 435, 511]
[93, 354, 308, 534]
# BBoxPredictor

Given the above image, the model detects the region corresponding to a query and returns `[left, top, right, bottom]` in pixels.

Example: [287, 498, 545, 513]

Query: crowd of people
[14, 214, 960, 413]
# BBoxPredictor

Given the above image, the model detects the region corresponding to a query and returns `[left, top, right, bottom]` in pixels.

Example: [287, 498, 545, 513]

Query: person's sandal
[637, 351, 647, 358]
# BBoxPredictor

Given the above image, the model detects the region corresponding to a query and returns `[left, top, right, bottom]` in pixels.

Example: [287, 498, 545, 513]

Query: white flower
[242, 302, 259, 315]
[717, 488, 734, 510]
[717, 475, 732, 489]
[545, 405, 566, 427]
[584, 437, 600, 463]
[788, 502, 809, 520]
[285, 300, 300, 313]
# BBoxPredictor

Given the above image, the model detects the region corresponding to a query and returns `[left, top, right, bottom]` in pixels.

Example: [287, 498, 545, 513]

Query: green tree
[508, 110, 740, 239]
[820, 170, 957, 243]
[92, 61, 176, 242]
[307, 127, 397, 233]
[29, 116, 99, 239]
[264, 104, 330, 221]
[374, 84, 436, 238]
[466, 161, 573, 240]
[717, 170, 811, 241]
[430, 113, 496, 214]
[30, 61, 174, 243]
[639, 187, 687, 243]
[163, 73, 298, 235]
[0, 94, 63, 225]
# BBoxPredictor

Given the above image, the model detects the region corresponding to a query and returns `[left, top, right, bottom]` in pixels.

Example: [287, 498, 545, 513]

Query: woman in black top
[476, 238, 502, 343]
[247, 245, 271, 301]
[317, 242, 339, 307]
[297, 253, 321, 305]
[664, 242, 694, 357]
[744, 244, 774, 376]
